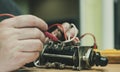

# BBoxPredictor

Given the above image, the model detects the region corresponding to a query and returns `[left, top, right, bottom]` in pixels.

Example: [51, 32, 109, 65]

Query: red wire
[0, 13, 15, 18]
[44, 32, 58, 41]
[48, 24, 67, 40]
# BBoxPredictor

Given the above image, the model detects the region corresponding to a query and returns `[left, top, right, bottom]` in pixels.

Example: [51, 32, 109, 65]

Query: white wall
[79, 0, 114, 50]
[102, 0, 114, 50]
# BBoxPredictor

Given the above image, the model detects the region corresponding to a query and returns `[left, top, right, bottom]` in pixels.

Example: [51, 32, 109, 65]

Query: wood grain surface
[16, 64, 120, 72]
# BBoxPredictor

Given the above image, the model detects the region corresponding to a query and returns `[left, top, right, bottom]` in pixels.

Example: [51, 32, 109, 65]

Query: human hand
[0, 15, 48, 72]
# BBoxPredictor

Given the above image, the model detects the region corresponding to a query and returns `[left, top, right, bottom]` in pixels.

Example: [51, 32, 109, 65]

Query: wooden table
[16, 64, 120, 72]
[16, 49, 120, 72]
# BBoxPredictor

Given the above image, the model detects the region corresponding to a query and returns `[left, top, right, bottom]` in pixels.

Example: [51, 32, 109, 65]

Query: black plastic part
[92, 52, 108, 67]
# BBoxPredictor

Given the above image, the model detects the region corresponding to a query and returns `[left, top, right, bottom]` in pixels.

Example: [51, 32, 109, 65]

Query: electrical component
[34, 23, 108, 70]
[34, 40, 108, 70]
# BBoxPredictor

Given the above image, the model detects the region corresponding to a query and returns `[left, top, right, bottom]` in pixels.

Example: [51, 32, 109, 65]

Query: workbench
[16, 64, 120, 72]
[16, 49, 120, 72]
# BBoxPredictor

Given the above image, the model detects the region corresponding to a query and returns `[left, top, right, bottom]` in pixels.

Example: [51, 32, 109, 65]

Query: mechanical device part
[35, 40, 108, 70]
[33, 23, 108, 70]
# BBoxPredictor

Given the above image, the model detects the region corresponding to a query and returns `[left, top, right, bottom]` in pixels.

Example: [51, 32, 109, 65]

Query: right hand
[0, 15, 48, 72]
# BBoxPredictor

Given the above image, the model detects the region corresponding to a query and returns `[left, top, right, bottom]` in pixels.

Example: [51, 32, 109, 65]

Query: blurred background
[14, 0, 120, 50]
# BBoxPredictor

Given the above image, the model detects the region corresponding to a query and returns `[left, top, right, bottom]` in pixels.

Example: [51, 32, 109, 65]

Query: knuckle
[30, 53, 39, 62]
[26, 15, 38, 20]
[0, 19, 9, 26]
[33, 28, 41, 34]
[0, 29, 12, 37]
[33, 28, 45, 42]
[36, 40, 43, 51]
[30, 40, 43, 52]
[27, 15, 38, 25]
[33, 28, 42, 38]
[20, 52, 39, 64]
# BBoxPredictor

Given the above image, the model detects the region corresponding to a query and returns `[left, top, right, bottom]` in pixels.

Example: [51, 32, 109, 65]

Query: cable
[34, 60, 41, 67]
[47, 23, 78, 43]
[47, 24, 67, 40]
[0, 13, 15, 18]
[44, 31, 59, 42]
[62, 24, 78, 43]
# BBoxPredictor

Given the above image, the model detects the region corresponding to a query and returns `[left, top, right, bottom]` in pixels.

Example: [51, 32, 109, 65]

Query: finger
[17, 52, 39, 65]
[16, 28, 46, 42]
[0, 28, 17, 40]
[17, 39, 43, 52]
[23, 52, 39, 64]
[0, 15, 48, 31]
